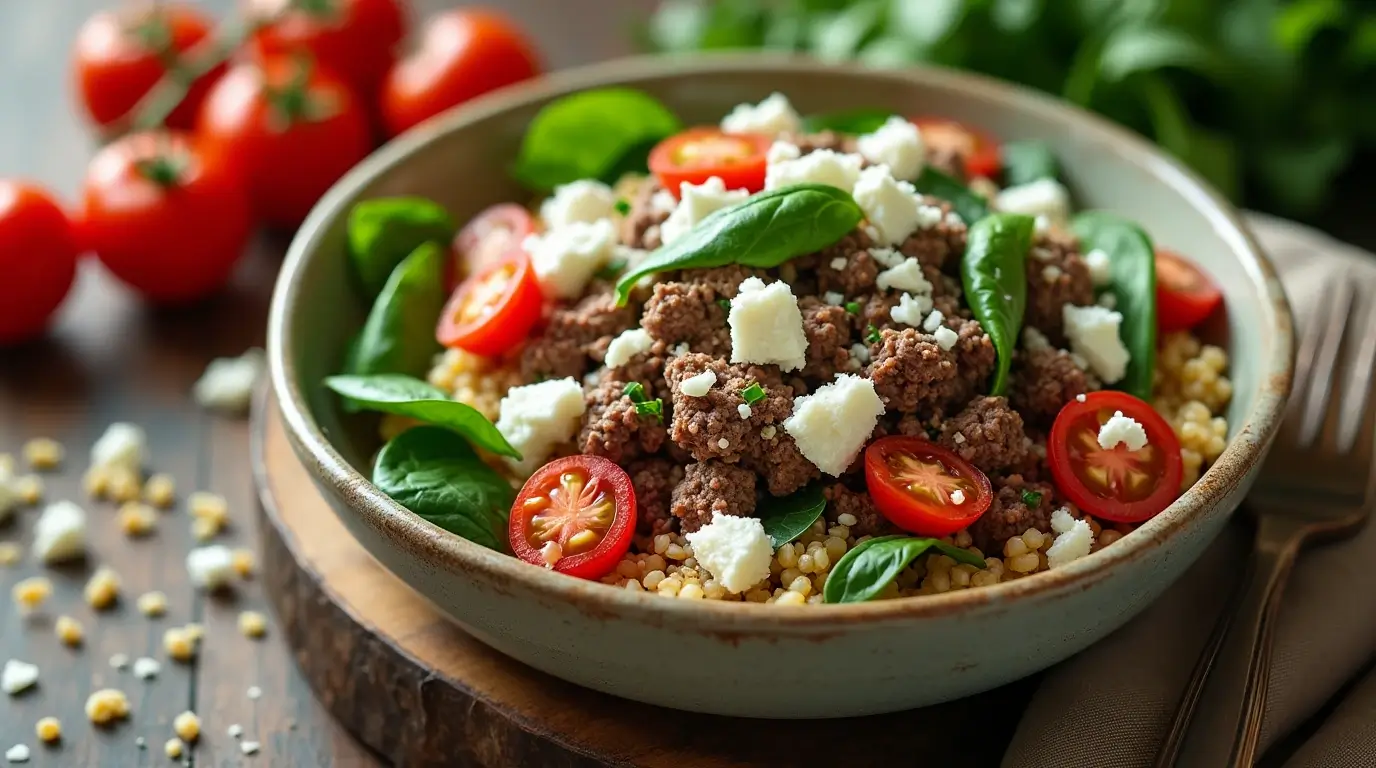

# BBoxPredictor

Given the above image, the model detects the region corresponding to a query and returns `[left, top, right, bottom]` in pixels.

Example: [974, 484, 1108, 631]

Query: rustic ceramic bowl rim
[269, 53, 1293, 627]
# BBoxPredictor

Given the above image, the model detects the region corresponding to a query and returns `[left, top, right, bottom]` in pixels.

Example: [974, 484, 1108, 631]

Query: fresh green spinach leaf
[324, 374, 521, 459]
[824, 535, 986, 604]
[347, 198, 454, 299]
[346, 242, 446, 381]
[912, 167, 989, 223]
[1001, 140, 1060, 186]
[512, 88, 682, 191]
[1071, 211, 1156, 400]
[800, 108, 897, 135]
[1097, 25, 1222, 84]
[961, 213, 1034, 396]
[613, 183, 863, 306]
[373, 426, 514, 552]
[759, 484, 827, 549]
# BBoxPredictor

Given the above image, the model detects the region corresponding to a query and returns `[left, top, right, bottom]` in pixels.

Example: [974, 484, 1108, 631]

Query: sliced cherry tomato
[73, 3, 225, 131]
[509, 456, 636, 580]
[864, 436, 993, 537]
[910, 117, 1002, 179]
[198, 55, 371, 228]
[451, 203, 535, 289]
[381, 8, 542, 138]
[0, 182, 79, 345]
[1048, 391, 1184, 523]
[437, 251, 542, 357]
[81, 131, 252, 304]
[1155, 248, 1223, 333]
[649, 128, 771, 197]
[247, 0, 405, 104]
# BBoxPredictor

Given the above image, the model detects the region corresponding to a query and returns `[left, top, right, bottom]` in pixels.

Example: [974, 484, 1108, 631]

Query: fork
[1154, 270, 1376, 768]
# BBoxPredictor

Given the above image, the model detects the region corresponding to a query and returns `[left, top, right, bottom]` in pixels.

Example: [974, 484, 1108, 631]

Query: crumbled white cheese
[186, 545, 235, 591]
[945, 211, 963, 227]
[995, 179, 1071, 227]
[539, 179, 618, 229]
[650, 189, 678, 215]
[784, 374, 885, 476]
[852, 165, 922, 245]
[1084, 248, 1112, 287]
[1098, 411, 1149, 451]
[934, 326, 959, 351]
[829, 257, 848, 270]
[1030, 246, 1055, 262]
[604, 328, 653, 369]
[765, 148, 864, 192]
[951, 489, 966, 505]
[193, 348, 265, 415]
[823, 291, 844, 305]
[658, 176, 749, 245]
[1042, 265, 1063, 282]
[737, 404, 752, 420]
[766, 140, 801, 164]
[5, 745, 28, 763]
[132, 657, 161, 680]
[1063, 304, 1131, 384]
[241, 741, 261, 756]
[496, 378, 587, 476]
[247, 686, 262, 700]
[1076, 393, 1087, 403]
[109, 654, 129, 670]
[953, 433, 966, 444]
[876, 257, 933, 295]
[1034, 214, 1052, 233]
[857, 116, 925, 181]
[728, 277, 808, 372]
[922, 310, 945, 333]
[849, 343, 871, 364]
[867, 246, 904, 269]
[32, 501, 86, 564]
[1051, 507, 1076, 534]
[227, 724, 243, 739]
[671, 342, 690, 357]
[1098, 292, 1118, 310]
[2, 660, 38, 695]
[678, 370, 718, 397]
[1047, 509, 1093, 568]
[91, 423, 145, 474]
[721, 92, 802, 136]
[523, 219, 616, 300]
[890, 292, 934, 327]
[916, 203, 945, 229]
[685, 515, 774, 594]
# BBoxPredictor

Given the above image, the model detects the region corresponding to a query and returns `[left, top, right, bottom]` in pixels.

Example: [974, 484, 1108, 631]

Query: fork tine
[1298, 270, 1355, 447]
[1338, 282, 1376, 455]
[1285, 271, 1340, 428]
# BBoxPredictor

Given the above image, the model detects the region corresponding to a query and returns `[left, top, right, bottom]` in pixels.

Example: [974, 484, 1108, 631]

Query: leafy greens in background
[640, 0, 1376, 217]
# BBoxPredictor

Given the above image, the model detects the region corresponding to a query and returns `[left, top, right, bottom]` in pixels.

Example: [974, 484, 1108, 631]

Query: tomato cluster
[2, 1, 541, 344]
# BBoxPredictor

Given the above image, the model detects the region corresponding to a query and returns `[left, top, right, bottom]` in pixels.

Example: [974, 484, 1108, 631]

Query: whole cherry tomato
[246, 0, 405, 102]
[0, 182, 79, 345]
[509, 455, 637, 580]
[649, 128, 772, 198]
[72, 3, 225, 131]
[81, 131, 252, 304]
[381, 8, 541, 138]
[198, 55, 371, 228]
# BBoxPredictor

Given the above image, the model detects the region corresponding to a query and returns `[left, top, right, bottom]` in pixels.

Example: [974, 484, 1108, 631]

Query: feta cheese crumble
[849, 343, 871, 365]
[765, 148, 864, 192]
[934, 326, 959, 351]
[784, 374, 885, 476]
[876, 257, 933, 295]
[678, 369, 718, 397]
[857, 116, 925, 181]
[823, 291, 844, 306]
[766, 140, 801, 165]
[523, 219, 616, 300]
[1098, 411, 1149, 451]
[951, 489, 966, 505]
[193, 348, 264, 415]
[685, 515, 774, 594]
[994, 179, 1072, 227]
[1047, 508, 1093, 568]
[5, 745, 28, 763]
[829, 257, 848, 270]
[539, 179, 618, 229]
[32, 501, 86, 564]
[737, 404, 752, 420]
[728, 277, 808, 372]
[890, 292, 934, 327]
[186, 545, 235, 591]
[496, 378, 587, 476]
[922, 310, 945, 333]
[867, 246, 904, 269]
[91, 423, 145, 475]
[658, 176, 749, 245]
[851, 165, 922, 245]
[1084, 248, 1112, 287]
[1063, 304, 1131, 384]
[721, 92, 802, 136]
[2, 660, 38, 695]
[132, 657, 161, 680]
[604, 328, 653, 369]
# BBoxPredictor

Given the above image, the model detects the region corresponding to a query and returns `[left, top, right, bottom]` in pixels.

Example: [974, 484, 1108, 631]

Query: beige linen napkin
[1003, 215, 1376, 768]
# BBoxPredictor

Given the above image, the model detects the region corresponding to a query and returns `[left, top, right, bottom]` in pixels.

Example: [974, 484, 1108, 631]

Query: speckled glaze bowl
[268, 55, 1292, 718]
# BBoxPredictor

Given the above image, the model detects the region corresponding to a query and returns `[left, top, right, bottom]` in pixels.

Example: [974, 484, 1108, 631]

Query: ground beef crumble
[1025, 230, 1094, 345]
[824, 483, 897, 539]
[967, 474, 1060, 554]
[577, 378, 668, 464]
[1010, 347, 1099, 427]
[621, 176, 671, 251]
[815, 229, 880, 297]
[866, 320, 996, 415]
[671, 461, 757, 533]
[937, 396, 1030, 475]
[663, 353, 792, 465]
[628, 458, 682, 536]
[799, 298, 855, 382]
[521, 290, 637, 380]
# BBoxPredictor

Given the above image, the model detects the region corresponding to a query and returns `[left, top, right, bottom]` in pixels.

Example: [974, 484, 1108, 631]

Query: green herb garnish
[1021, 489, 1044, 507]
[324, 374, 520, 459]
[844, 301, 861, 315]
[717, 298, 732, 312]
[634, 398, 664, 422]
[961, 213, 1035, 396]
[615, 198, 632, 215]
[824, 536, 986, 604]
[865, 324, 882, 344]
[741, 382, 766, 405]
[623, 381, 648, 403]
[1071, 212, 1157, 400]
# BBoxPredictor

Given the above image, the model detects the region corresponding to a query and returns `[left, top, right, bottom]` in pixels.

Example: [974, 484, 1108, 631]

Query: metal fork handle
[1155, 515, 1306, 768]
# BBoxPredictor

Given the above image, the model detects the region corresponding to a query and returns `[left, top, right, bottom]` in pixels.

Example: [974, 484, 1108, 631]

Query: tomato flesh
[1155, 248, 1223, 333]
[451, 203, 535, 289]
[436, 251, 542, 357]
[864, 436, 993, 537]
[910, 117, 1001, 179]
[1048, 391, 1184, 523]
[509, 456, 636, 580]
[649, 128, 771, 197]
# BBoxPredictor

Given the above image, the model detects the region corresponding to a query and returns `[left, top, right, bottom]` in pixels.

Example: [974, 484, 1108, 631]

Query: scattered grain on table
[84, 689, 130, 726]
[22, 438, 63, 471]
[54, 616, 83, 647]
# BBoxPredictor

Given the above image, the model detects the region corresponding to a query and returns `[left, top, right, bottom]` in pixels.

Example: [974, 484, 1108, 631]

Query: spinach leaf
[347, 198, 454, 299]
[961, 213, 1034, 396]
[823, 535, 986, 604]
[373, 426, 514, 552]
[912, 167, 989, 223]
[758, 484, 827, 549]
[512, 88, 683, 191]
[324, 374, 521, 459]
[613, 183, 863, 306]
[1071, 212, 1156, 400]
[346, 242, 446, 380]
[1001, 140, 1060, 186]
[800, 108, 897, 135]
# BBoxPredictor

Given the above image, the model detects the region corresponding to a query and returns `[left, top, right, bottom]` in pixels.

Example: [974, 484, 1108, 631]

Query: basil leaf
[1001, 140, 1060, 187]
[373, 427, 513, 552]
[613, 184, 863, 306]
[800, 108, 898, 135]
[512, 88, 683, 191]
[824, 535, 986, 603]
[346, 242, 446, 382]
[347, 198, 454, 299]
[758, 484, 827, 549]
[913, 167, 989, 224]
[1071, 212, 1156, 400]
[324, 374, 521, 460]
[962, 213, 1034, 396]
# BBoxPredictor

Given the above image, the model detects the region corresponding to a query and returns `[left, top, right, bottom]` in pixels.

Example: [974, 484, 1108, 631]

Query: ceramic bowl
[267, 55, 1292, 718]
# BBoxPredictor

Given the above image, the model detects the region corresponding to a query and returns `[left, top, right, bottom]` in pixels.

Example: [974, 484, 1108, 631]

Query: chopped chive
[623, 381, 647, 403]
[634, 398, 664, 422]
[615, 198, 631, 215]
[717, 298, 732, 311]
[1021, 489, 1043, 507]
[865, 324, 882, 344]
[742, 382, 766, 405]
[595, 257, 628, 280]
[845, 301, 861, 315]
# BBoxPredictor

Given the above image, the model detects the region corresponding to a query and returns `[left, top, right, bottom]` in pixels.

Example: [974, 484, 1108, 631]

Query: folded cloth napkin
[1003, 215, 1376, 768]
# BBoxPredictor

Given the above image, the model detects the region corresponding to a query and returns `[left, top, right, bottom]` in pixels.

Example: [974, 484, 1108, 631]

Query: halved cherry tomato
[451, 203, 535, 289]
[436, 251, 542, 357]
[910, 117, 1002, 179]
[864, 436, 993, 537]
[1048, 391, 1184, 523]
[509, 456, 636, 580]
[1155, 248, 1223, 333]
[649, 128, 772, 198]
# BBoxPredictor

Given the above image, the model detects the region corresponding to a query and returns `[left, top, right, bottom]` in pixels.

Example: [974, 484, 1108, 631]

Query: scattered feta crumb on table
[247, 686, 262, 700]
[4, 744, 28, 763]
[108, 653, 129, 670]
[31, 500, 87, 564]
[132, 657, 161, 680]
[186, 545, 236, 590]
[227, 724, 243, 739]
[3, 660, 39, 695]
[193, 348, 265, 415]
[241, 740, 261, 755]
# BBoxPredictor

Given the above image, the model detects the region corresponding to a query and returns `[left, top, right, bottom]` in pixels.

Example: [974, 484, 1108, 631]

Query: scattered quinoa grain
[34, 717, 59, 743]
[83, 567, 121, 610]
[172, 711, 200, 743]
[106, 467, 142, 503]
[238, 611, 267, 639]
[164, 738, 184, 759]
[84, 689, 130, 726]
[187, 491, 228, 522]
[142, 473, 176, 508]
[182, 622, 204, 641]
[136, 591, 167, 617]
[117, 502, 157, 537]
[0, 543, 20, 567]
[13, 577, 51, 612]
[22, 438, 63, 471]
[231, 548, 256, 578]
[54, 616, 83, 647]
[163, 628, 197, 662]
[81, 466, 110, 499]
[191, 517, 222, 542]
[15, 476, 42, 505]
